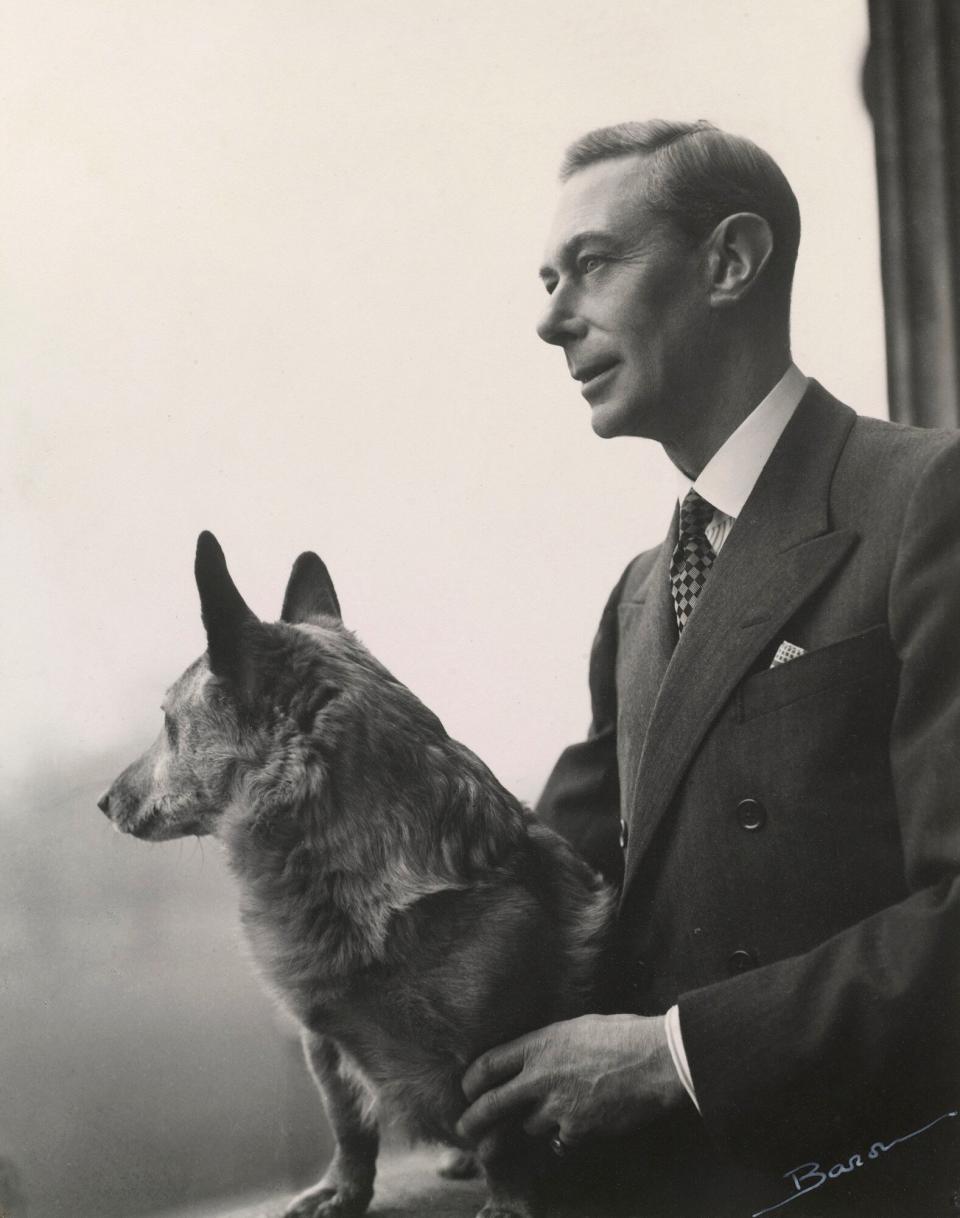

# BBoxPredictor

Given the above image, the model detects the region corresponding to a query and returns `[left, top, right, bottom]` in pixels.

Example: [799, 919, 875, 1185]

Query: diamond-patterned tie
[670, 488, 717, 633]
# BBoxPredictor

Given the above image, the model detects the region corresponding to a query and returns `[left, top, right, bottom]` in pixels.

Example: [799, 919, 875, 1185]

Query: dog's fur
[99, 533, 614, 1218]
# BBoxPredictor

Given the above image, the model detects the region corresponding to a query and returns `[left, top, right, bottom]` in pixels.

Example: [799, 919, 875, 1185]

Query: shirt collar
[674, 363, 808, 519]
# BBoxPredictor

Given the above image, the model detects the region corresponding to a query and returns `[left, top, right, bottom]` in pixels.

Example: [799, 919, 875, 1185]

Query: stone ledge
[154, 1150, 487, 1218]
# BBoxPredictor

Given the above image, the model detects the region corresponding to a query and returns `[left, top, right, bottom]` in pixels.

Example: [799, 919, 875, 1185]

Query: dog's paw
[475, 1200, 539, 1218]
[282, 1179, 373, 1218]
[437, 1147, 480, 1179]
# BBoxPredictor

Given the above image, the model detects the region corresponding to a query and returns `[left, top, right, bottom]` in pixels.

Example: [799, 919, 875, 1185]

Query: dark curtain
[864, 0, 960, 427]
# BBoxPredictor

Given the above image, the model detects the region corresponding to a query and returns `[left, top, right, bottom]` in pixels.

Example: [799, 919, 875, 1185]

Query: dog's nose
[97, 791, 111, 814]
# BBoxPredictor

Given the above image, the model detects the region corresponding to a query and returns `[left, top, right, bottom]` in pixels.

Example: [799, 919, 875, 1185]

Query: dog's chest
[238, 897, 351, 1023]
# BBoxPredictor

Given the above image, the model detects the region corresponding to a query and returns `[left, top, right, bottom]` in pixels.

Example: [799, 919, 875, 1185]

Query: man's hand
[456, 1013, 687, 1155]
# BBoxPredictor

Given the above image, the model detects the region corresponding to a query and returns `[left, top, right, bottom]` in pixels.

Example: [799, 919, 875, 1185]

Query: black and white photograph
[3, 3, 959, 1216]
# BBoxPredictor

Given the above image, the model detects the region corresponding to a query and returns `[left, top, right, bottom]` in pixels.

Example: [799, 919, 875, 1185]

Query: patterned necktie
[670, 488, 717, 633]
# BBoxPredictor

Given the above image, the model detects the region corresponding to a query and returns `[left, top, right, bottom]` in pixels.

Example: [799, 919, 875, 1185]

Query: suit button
[727, 948, 759, 974]
[619, 817, 629, 850]
[735, 798, 766, 831]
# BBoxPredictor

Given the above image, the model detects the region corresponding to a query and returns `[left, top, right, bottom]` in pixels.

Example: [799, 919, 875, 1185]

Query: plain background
[2, 0, 885, 804]
[1, 3, 885, 1215]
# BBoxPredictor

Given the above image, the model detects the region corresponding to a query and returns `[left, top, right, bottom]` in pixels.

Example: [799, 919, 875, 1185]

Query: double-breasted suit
[538, 381, 960, 1216]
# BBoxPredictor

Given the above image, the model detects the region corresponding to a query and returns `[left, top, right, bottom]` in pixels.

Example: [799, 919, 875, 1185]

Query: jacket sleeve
[535, 564, 634, 887]
[677, 437, 960, 1162]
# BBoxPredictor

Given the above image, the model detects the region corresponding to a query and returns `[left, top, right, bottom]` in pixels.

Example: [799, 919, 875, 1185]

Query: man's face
[537, 154, 709, 443]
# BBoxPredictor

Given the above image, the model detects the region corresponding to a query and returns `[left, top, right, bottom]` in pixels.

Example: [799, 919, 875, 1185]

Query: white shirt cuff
[664, 1004, 701, 1113]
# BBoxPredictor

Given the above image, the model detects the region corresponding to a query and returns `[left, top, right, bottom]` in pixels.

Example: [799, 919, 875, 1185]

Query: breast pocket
[738, 623, 895, 722]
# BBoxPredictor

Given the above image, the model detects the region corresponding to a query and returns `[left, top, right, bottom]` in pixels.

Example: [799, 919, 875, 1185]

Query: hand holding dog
[457, 1013, 686, 1154]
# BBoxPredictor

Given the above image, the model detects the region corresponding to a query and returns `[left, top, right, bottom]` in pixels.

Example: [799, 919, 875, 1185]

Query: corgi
[99, 532, 613, 1218]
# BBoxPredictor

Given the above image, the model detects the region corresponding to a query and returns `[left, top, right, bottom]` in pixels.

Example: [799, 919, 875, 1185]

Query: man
[457, 121, 960, 1217]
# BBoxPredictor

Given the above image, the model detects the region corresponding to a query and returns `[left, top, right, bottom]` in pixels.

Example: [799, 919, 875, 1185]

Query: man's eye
[578, 254, 606, 274]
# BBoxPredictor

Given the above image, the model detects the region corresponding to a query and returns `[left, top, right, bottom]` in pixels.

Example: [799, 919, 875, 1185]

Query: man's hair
[561, 119, 801, 296]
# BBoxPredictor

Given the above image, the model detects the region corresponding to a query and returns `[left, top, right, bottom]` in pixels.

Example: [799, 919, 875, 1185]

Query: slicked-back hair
[561, 119, 801, 297]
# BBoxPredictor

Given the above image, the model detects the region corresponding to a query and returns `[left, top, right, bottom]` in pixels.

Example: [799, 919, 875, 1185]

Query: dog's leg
[437, 1146, 480, 1179]
[475, 1128, 542, 1218]
[283, 1032, 379, 1218]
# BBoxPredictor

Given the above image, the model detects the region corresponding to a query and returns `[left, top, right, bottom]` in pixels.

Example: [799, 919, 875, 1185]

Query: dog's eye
[164, 712, 179, 747]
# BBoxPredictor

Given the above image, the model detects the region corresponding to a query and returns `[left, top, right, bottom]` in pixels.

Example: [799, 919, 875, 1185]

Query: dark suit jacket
[537, 382, 960, 1217]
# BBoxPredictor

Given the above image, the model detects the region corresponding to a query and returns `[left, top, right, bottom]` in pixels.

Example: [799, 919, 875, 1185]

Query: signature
[751, 1109, 958, 1217]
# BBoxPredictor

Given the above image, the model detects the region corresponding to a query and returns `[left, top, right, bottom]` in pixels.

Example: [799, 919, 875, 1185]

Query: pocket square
[770, 640, 806, 667]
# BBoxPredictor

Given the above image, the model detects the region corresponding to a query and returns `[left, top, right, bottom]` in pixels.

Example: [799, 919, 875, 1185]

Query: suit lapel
[614, 525, 677, 794]
[621, 383, 859, 899]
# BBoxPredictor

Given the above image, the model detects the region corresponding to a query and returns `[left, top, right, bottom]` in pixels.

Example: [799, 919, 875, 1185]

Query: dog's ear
[280, 552, 342, 624]
[195, 531, 259, 679]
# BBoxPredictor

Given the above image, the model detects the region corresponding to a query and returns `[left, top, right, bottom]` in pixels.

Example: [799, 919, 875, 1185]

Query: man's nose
[536, 290, 586, 347]
[97, 790, 111, 814]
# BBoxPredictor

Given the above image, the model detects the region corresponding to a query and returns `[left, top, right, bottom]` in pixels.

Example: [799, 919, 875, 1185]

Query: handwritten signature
[751, 1108, 958, 1217]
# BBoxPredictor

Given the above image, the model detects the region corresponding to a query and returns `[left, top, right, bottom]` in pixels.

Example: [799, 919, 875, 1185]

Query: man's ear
[705, 212, 774, 307]
[194, 531, 259, 680]
[280, 552, 342, 624]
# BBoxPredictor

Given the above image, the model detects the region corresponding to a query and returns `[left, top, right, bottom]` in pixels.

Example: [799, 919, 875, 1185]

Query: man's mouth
[573, 359, 620, 394]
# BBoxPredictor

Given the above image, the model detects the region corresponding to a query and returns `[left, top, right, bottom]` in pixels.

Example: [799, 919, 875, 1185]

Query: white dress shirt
[662, 362, 809, 1112]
